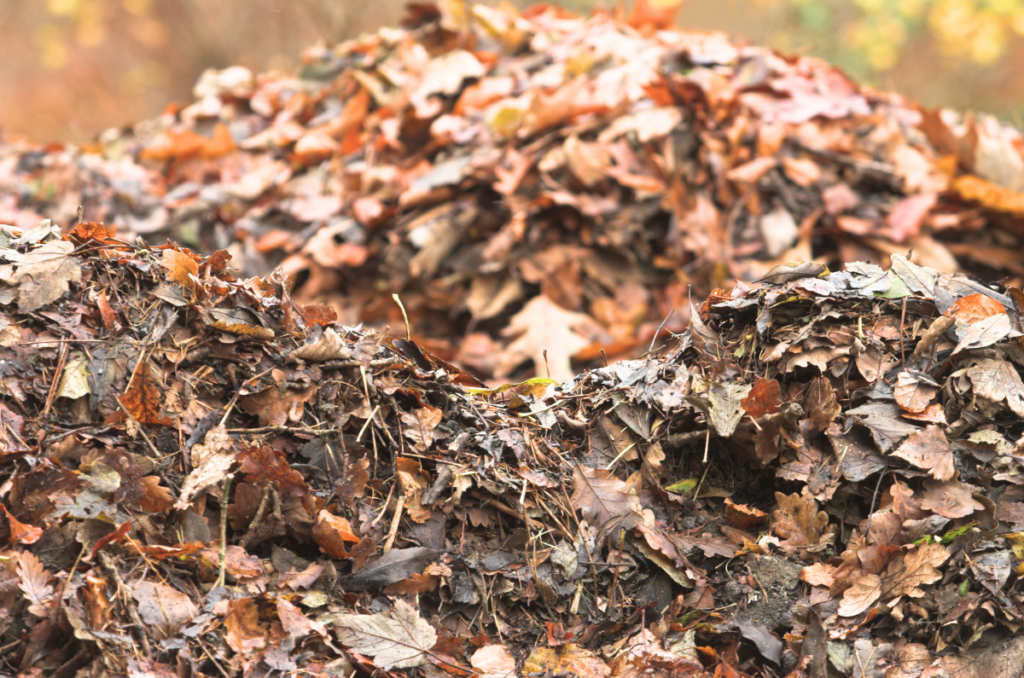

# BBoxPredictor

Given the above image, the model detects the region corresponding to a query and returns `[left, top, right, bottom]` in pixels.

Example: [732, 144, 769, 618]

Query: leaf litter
[2, 2, 1024, 677]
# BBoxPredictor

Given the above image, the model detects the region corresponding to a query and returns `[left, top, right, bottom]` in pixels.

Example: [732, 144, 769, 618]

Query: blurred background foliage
[3, 0, 1024, 142]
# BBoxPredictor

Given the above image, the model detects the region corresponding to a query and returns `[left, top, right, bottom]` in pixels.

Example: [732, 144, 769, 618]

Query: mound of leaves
[5, 2, 1024, 383]
[3, 218, 1024, 677]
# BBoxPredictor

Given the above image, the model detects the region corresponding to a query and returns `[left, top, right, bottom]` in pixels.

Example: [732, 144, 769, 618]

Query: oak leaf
[919, 479, 985, 518]
[837, 573, 882, 617]
[499, 295, 601, 382]
[883, 541, 950, 600]
[17, 551, 53, 616]
[772, 492, 830, 555]
[333, 600, 437, 670]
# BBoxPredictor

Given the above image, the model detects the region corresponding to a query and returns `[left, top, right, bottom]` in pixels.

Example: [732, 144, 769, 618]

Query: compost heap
[2, 221, 1024, 678]
[5, 3, 1024, 383]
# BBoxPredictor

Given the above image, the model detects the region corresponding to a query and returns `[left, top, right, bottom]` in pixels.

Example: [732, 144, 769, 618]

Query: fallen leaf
[919, 479, 985, 518]
[772, 492, 830, 554]
[176, 423, 236, 509]
[522, 644, 610, 677]
[571, 466, 641, 529]
[120, 361, 174, 426]
[952, 313, 1012, 354]
[741, 378, 781, 418]
[499, 295, 601, 381]
[893, 371, 938, 414]
[132, 581, 198, 638]
[313, 510, 362, 559]
[890, 425, 955, 481]
[0, 239, 82, 312]
[333, 599, 437, 670]
[224, 597, 267, 655]
[471, 645, 517, 678]
[967, 359, 1024, 417]
[707, 381, 752, 437]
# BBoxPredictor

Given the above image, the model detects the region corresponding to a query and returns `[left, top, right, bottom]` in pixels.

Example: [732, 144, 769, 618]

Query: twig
[42, 344, 69, 418]
[98, 552, 152, 657]
[649, 308, 675, 352]
[382, 495, 405, 554]
[213, 474, 234, 591]
[116, 398, 162, 458]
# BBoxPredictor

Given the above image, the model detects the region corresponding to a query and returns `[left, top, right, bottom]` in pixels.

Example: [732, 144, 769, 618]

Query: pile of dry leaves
[5, 2, 1024, 382]
[2, 217, 1024, 678]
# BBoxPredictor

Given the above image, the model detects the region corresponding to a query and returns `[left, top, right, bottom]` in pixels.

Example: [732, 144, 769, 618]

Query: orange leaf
[119, 361, 174, 426]
[741, 378, 781, 418]
[313, 509, 361, 559]
[1, 504, 43, 545]
[946, 292, 1006, 324]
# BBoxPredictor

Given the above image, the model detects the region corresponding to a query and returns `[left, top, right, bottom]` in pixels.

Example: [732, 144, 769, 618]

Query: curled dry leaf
[288, 327, 353, 362]
[176, 423, 235, 509]
[967, 359, 1024, 417]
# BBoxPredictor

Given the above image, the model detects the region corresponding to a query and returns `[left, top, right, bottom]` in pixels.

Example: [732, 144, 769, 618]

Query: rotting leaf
[890, 425, 955, 481]
[772, 492, 830, 555]
[0, 239, 82, 312]
[571, 466, 641, 529]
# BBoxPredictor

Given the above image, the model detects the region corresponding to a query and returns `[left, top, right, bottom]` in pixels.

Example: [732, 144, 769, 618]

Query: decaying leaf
[772, 492, 830, 554]
[571, 466, 641, 529]
[890, 425, 955, 481]
[176, 423, 235, 509]
[0, 239, 82, 312]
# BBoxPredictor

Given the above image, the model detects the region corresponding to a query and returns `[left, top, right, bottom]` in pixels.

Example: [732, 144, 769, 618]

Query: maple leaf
[498, 295, 602, 381]
[0, 239, 82, 312]
[890, 425, 955, 481]
[333, 600, 438, 670]
[570, 466, 641, 529]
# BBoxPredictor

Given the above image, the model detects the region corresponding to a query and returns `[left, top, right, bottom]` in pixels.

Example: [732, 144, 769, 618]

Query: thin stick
[116, 398, 162, 458]
[899, 297, 908, 367]
[382, 495, 405, 554]
[42, 344, 69, 418]
[543, 349, 551, 379]
[392, 294, 411, 340]
[213, 474, 234, 591]
[650, 308, 675, 352]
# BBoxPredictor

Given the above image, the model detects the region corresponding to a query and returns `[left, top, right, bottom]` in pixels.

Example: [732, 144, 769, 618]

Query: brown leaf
[333, 599, 437, 670]
[741, 378, 781, 419]
[522, 644, 610, 678]
[893, 371, 938, 414]
[725, 498, 768, 529]
[772, 492, 830, 554]
[499, 295, 601, 381]
[238, 384, 318, 427]
[800, 562, 836, 587]
[119, 361, 174, 426]
[805, 376, 840, 431]
[952, 313, 1011, 355]
[837, 573, 882, 617]
[890, 425, 955, 481]
[224, 597, 267, 655]
[883, 541, 950, 600]
[17, 551, 53, 614]
[707, 380, 752, 437]
[919, 479, 985, 518]
[132, 581, 198, 638]
[570, 466, 641, 529]
[947, 292, 1006, 324]
[277, 597, 328, 639]
[160, 249, 198, 290]
[0, 240, 82, 312]
[1, 505, 43, 544]
[287, 327, 352, 362]
[313, 510, 361, 559]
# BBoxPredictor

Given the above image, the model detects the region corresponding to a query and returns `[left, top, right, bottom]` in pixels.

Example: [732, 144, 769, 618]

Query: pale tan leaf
[333, 599, 437, 670]
[893, 371, 938, 414]
[0, 240, 82, 312]
[287, 327, 352, 362]
[772, 492, 830, 555]
[471, 645, 517, 678]
[499, 295, 601, 382]
[16, 551, 53, 614]
[953, 313, 1012, 355]
[883, 542, 950, 600]
[919, 479, 985, 519]
[967, 359, 1024, 417]
[176, 423, 236, 509]
[132, 581, 199, 638]
[837, 573, 882, 617]
[708, 381, 752, 438]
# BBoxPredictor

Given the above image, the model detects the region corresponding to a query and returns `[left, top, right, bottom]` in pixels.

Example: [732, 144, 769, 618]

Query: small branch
[98, 551, 152, 657]
[665, 402, 803, 449]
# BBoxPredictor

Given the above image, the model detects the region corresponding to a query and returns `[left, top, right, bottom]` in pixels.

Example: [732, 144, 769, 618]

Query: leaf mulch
[4, 2, 1024, 383]
[2, 217, 1024, 678]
